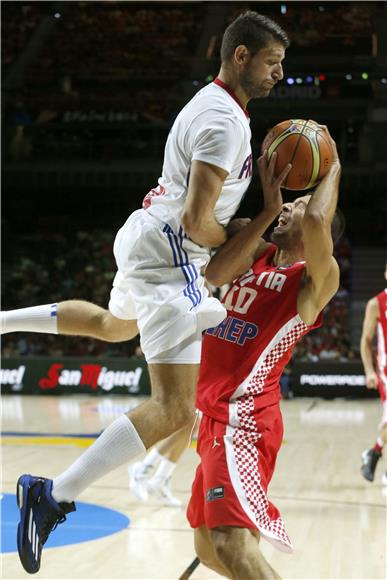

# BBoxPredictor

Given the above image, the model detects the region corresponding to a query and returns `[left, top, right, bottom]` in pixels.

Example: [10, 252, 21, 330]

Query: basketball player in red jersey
[186, 129, 343, 579]
[360, 265, 387, 484]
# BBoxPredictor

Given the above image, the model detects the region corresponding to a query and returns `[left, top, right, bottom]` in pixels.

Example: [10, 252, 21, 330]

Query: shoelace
[30, 479, 67, 544]
[40, 514, 67, 545]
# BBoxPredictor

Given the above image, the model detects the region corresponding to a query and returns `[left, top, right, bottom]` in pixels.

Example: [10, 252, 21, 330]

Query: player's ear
[234, 45, 249, 64]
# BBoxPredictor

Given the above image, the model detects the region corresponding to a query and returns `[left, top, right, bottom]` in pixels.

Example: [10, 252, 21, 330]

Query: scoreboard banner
[0, 357, 151, 396]
[292, 361, 378, 398]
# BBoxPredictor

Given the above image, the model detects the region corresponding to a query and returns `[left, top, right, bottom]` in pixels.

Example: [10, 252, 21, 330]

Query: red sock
[373, 441, 383, 453]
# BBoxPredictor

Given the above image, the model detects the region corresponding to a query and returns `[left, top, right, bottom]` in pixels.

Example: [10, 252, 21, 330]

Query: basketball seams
[304, 124, 321, 189]
[285, 119, 308, 190]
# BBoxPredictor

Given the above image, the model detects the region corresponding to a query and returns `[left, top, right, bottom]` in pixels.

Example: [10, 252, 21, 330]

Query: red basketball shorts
[187, 403, 293, 553]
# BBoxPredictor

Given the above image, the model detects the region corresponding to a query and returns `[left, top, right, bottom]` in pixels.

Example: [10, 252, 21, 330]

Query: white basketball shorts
[108, 209, 227, 363]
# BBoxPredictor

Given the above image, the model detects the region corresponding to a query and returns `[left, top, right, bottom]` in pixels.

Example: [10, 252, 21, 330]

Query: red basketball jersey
[197, 244, 322, 425]
[376, 289, 387, 400]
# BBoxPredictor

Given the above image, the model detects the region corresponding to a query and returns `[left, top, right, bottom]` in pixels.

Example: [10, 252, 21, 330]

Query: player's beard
[239, 68, 271, 99]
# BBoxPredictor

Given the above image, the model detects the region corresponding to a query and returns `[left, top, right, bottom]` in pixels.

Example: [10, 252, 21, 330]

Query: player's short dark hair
[220, 11, 290, 62]
[331, 207, 345, 245]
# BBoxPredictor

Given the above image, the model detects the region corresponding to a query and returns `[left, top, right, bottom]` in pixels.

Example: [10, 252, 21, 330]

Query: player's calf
[211, 526, 281, 580]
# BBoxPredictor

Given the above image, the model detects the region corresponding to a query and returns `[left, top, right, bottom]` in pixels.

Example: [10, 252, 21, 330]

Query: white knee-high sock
[0, 304, 58, 334]
[52, 415, 146, 503]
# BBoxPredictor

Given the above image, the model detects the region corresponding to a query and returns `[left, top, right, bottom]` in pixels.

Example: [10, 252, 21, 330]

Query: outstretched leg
[1, 300, 138, 341]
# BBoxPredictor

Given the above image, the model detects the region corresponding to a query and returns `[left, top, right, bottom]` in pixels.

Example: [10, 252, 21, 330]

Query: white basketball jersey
[143, 80, 253, 234]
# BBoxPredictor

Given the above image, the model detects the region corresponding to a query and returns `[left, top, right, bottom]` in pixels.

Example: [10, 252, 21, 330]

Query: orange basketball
[261, 119, 333, 191]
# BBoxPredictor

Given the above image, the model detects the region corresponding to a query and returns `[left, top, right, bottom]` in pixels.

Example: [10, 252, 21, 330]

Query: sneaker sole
[16, 474, 40, 574]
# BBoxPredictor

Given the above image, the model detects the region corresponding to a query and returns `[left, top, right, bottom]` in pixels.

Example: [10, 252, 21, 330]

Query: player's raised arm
[360, 297, 379, 389]
[298, 129, 341, 324]
[205, 151, 291, 286]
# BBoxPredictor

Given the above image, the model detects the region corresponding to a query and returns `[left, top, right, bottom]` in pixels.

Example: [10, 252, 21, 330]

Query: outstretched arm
[297, 129, 341, 325]
[205, 152, 291, 286]
[360, 298, 379, 389]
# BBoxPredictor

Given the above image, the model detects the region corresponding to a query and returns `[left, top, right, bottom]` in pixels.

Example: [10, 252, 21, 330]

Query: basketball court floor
[2, 394, 386, 579]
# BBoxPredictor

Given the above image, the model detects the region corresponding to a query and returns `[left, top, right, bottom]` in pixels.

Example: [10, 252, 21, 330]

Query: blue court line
[1, 431, 100, 438]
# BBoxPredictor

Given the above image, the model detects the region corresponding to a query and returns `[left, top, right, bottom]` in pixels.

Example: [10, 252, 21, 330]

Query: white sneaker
[147, 477, 182, 507]
[382, 472, 387, 486]
[128, 462, 152, 502]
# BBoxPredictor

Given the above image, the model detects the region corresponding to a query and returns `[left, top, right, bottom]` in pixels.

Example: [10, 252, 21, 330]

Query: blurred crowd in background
[1, 228, 353, 363]
[2, 2, 379, 164]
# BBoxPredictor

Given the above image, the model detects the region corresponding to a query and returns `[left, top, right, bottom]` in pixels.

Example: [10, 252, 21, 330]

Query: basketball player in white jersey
[2, 12, 291, 573]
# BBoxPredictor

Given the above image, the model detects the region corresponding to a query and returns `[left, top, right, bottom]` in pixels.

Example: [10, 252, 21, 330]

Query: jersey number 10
[223, 287, 257, 314]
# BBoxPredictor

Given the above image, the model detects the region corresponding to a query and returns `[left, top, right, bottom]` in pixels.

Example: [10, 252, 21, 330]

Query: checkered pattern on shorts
[231, 320, 307, 548]
[233, 427, 292, 548]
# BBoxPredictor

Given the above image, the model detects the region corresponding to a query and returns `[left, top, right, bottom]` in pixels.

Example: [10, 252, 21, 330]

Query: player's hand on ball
[318, 125, 341, 172]
[365, 371, 378, 390]
[257, 150, 291, 215]
[226, 218, 251, 238]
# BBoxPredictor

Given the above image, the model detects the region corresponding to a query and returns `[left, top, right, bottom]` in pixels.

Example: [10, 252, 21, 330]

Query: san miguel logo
[38, 363, 143, 392]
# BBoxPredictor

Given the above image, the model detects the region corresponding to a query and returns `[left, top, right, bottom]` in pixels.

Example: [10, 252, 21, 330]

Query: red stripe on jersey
[213, 78, 249, 118]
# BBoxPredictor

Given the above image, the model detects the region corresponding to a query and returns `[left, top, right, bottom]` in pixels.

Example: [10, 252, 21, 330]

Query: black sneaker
[16, 474, 76, 574]
[360, 449, 381, 482]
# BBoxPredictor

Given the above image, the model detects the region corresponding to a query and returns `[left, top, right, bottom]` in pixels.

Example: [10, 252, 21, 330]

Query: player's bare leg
[1, 299, 138, 341]
[156, 419, 195, 461]
[57, 300, 138, 340]
[211, 526, 281, 580]
[194, 526, 231, 578]
[147, 419, 195, 506]
[129, 419, 195, 504]
[128, 364, 198, 448]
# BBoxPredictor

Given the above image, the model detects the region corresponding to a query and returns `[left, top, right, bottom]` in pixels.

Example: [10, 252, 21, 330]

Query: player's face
[239, 42, 285, 99]
[271, 195, 311, 248]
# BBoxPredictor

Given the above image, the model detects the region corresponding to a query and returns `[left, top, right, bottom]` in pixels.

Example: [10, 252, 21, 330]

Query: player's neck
[273, 248, 304, 267]
[216, 69, 249, 109]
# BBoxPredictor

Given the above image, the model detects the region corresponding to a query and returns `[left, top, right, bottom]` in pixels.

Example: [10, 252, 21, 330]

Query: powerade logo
[300, 374, 366, 386]
[38, 363, 143, 392]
